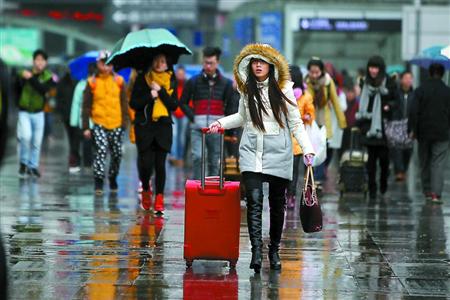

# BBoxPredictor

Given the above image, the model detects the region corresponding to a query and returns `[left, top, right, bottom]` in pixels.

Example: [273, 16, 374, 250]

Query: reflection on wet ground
[1, 135, 449, 299]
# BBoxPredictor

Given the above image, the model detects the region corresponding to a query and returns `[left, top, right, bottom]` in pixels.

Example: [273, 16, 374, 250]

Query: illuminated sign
[17, 9, 104, 23]
[299, 18, 401, 32]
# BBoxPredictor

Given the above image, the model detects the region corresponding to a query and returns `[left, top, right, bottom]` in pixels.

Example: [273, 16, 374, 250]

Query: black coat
[357, 76, 398, 146]
[392, 87, 414, 120]
[56, 73, 75, 123]
[130, 72, 178, 152]
[409, 78, 450, 142]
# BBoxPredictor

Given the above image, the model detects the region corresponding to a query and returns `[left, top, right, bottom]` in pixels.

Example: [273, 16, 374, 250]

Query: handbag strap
[303, 165, 316, 190]
[303, 165, 310, 193]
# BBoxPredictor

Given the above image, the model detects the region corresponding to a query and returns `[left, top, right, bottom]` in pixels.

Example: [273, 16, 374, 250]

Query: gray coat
[219, 80, 314, 180]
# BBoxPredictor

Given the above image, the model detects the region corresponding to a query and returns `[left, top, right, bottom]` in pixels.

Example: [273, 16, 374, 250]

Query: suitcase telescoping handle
[350, 127, 361, 160]
[201, 127, 225, 190]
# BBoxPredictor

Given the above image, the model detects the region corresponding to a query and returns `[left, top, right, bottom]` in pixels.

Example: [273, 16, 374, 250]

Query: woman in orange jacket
[286, 65, 315, 209]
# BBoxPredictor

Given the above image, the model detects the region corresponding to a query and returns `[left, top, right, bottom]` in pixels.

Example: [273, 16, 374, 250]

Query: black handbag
[300, 166, 323, 233]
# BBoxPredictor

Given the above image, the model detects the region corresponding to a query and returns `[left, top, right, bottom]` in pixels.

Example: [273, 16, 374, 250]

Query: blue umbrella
[410, 46, 450, 70]
[69, 51, 132, 82]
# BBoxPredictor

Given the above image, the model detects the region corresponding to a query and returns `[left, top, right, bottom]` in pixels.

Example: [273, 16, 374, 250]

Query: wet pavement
[1, 128, 450, 299]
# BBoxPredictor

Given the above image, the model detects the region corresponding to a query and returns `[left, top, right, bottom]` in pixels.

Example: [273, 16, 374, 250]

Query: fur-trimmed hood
[233, 43, 290, 93]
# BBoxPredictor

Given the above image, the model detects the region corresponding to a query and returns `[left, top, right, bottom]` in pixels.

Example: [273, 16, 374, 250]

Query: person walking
[356, 55, 397, 200]
[409, 63, 450, 203]
[208, 43, 315, 273]
[16, 49, 56, 178]
[130, 53, 178, 213]
[180, 47, 234, 179]
[56, 68, 78, 172]
[391, 71, 415, 182]
[82, 51, 128, 195]
[305, 57, 347, 187]
[169, 65, 189, 167]
[70, 63, 96, 171]
[286, 65, 315, 209]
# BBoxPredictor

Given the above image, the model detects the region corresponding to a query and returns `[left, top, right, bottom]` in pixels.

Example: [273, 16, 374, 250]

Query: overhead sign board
[110, 0, 198, 25]
[299, 18, 401, 32]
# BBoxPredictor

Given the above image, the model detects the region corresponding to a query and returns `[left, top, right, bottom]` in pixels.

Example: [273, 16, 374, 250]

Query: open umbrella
[441, 45, 450, 59]
[106, 28, 192, 71]
[68, 51, 132, 82]
[410, 46, 450, 69]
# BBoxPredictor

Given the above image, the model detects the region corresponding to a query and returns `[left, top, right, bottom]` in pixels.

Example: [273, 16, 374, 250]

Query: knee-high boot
[268, 194, 286, 270]
[247, 188, 263, 273]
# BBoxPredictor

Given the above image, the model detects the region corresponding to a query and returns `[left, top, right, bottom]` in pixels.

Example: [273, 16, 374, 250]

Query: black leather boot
[268, 193, 286, 270]
[247, 188, 263, 273]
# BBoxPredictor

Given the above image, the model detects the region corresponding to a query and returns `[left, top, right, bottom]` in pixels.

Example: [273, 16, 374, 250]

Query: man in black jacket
[409, 63, 450, 203]
[180, 47, 234, 179]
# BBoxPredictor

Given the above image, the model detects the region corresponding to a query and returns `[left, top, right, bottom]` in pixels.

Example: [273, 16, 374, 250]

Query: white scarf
[356, 78, 388, 139]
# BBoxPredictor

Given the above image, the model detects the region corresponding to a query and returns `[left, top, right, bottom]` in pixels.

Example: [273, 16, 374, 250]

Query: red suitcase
[184, 128, 241, 268]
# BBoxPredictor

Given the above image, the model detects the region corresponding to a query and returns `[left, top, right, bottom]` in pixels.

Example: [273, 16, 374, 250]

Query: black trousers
[391, 148, 412, 174]
[242, 172, 289, 249]
[367, 145, 390, 195]
[63, 121, 92, 167]
[138, 141, 168, 194]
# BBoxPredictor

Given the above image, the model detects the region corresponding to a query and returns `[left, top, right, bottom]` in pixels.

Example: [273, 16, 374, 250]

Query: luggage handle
[201, 127, 225, 190]
[350, 127, 360, 160]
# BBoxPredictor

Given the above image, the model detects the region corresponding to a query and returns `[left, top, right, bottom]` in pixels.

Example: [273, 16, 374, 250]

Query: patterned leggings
[92, 125, 124, 180]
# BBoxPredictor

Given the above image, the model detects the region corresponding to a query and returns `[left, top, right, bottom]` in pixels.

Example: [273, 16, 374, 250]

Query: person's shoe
[268, 247, 282, 270]
[109, 177, 118, 193]
[69, 166, 81, 174]
[94, 178, 104, 196]
[18, 163, 28, 178]
[286, 195, 296, 209]
[28, 168, 41, 178]
[430, 193, 442, 204]
[249, 247, 262, 273]
[140, 190, 152, 211]
[154, 194, 165, 214]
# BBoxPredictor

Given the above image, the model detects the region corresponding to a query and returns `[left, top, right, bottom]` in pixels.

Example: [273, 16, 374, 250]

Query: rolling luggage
[184, 128, 241, 268]
[338, 127, 368, 197]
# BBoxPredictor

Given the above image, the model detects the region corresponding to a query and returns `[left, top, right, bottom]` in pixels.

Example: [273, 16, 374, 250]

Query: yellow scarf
[145, 70, 173, 121]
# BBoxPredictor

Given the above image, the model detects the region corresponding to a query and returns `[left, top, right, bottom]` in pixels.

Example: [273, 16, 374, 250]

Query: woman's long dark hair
[246, 62, 295, 132]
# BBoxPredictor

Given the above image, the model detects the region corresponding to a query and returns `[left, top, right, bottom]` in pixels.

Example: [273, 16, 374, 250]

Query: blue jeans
[191, 129, 221, 179]
[17, 111, 45, 169]
[171, 117, 188, 160]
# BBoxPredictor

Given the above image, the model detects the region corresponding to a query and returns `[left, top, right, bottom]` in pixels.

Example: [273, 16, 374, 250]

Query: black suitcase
[338, 127, 368, 197]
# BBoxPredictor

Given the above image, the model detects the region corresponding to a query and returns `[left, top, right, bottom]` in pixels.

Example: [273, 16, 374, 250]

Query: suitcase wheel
[186, 260, 193, 268]
[229, 260, 237, 269]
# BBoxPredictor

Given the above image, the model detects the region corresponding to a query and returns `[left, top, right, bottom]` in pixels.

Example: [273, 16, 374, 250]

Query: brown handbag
[300, 166, 323, 233]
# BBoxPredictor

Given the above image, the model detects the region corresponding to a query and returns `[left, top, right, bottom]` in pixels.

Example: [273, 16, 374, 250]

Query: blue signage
[259, 11, 283, 51]
[234, 17, 254, 47]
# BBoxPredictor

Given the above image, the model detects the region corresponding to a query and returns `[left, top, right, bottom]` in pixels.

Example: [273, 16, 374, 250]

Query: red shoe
[430, 193, 442, 204]
[140, 190, 152, 211]
[154, 194, 165, 214]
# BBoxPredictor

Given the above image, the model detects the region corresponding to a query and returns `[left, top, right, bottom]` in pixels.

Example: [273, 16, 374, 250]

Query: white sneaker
[69, 166, 81, 174]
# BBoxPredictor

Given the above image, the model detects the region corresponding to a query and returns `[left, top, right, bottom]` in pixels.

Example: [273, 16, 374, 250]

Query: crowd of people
[8, 43, 450, 272]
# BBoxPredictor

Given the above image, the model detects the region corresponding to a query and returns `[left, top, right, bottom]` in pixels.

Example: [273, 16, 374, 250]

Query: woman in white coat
[209, 44, 315, 273]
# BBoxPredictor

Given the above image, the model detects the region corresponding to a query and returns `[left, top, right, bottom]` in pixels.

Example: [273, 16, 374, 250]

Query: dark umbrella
[106, 28, 192, 71]
[410, 46, 450, 70]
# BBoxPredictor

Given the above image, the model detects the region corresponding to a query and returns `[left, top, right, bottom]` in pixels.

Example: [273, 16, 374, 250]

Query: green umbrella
[106, 28, 192, 71]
